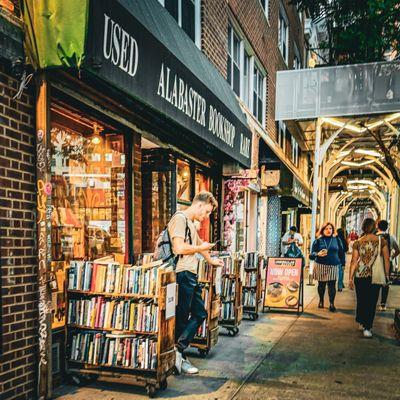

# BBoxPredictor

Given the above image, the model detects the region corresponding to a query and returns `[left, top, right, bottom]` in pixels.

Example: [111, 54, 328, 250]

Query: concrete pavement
[54, 280, 400, 400]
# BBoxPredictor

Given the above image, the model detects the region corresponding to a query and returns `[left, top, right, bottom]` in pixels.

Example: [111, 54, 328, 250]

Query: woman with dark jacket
[310, 222, 345, 312]
[337, 228, 349, 291]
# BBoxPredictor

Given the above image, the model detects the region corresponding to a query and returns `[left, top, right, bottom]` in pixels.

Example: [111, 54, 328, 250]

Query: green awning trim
[23, 0, 89, 69]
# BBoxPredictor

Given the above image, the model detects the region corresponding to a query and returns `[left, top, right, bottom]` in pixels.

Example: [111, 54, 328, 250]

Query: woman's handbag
[372, 236, 387, 285]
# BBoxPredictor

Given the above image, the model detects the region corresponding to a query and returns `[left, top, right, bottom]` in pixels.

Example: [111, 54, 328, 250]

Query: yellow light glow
[342, 160, 375, 167]
[91, 136, 101, 145]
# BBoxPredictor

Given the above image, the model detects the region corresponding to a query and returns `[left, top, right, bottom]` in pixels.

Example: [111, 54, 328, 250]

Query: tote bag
[372, 236, 386, 285]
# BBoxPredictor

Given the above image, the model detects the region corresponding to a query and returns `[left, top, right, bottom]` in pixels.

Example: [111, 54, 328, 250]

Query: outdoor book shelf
[242, 252, 263, 321]
[218, 253, 242, 336]
[65, 257, 176, 398]
[190, 259, 221, 357]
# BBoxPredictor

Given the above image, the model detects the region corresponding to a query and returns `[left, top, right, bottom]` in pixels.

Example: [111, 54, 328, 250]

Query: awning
[23, 0, 252, 168]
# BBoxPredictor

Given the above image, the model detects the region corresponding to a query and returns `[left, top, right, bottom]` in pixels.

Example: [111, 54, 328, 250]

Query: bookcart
[65, 256, 176, 398]
[218, 253, 243, 336]
[190, 259, 221, 357]
[242, 252, 263, 321]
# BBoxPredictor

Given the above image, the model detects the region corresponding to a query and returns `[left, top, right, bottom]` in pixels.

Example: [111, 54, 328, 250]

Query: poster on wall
[263, 258, 303, 314]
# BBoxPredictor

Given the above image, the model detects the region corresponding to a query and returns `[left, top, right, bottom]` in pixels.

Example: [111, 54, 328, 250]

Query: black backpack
[153, 212, 192, 269]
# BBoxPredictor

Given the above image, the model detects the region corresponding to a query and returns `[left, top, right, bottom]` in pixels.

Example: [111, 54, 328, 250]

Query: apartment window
[293, 44, 301, 69]
[253, 65, 264, 125]
[259, 0, 269, 20]
[227, 25, 241, 95]
[161, 0, 201, 47]
[243, 52, 251, 108]
[278, 8, 289, 64]
[291, 136, 299, 166]
[278, 121, 286, 148]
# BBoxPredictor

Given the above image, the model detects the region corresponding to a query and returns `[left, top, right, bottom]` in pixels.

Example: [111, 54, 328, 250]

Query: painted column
[36, 73, 53, 399]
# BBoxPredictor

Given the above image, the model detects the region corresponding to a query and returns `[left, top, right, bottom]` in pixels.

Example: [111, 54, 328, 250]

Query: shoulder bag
[372, 236, 387, 285]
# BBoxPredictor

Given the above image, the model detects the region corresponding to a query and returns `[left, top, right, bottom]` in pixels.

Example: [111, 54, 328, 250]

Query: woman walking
[310, 222, 345, 312]
[349, 218, 390, 338]
[337, 228, 349, 291]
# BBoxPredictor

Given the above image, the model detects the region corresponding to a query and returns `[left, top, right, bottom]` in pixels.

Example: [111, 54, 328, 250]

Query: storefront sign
[264, 258, 302, 310]
[85, 0, 252, 167]
[329, 176, 347, 191]
[292, 177, 311, 206]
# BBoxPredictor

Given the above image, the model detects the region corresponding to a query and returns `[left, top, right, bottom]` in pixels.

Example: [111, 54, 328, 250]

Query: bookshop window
[50, 112, 126, 327]
[195, 170, 211, 241]
[177, 159, 192, 206]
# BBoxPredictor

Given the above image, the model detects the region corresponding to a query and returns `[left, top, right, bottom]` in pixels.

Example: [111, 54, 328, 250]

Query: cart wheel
[146, 384, 156, 398]
[233, 327, 239, 335]
[198, 349, 209, 358]
[255, 313, 259, 320]
[70, 374, 82, 386]
[228, 329, 235, 337]
[250, 313, 257, 321]
[159, 379, 168, 390]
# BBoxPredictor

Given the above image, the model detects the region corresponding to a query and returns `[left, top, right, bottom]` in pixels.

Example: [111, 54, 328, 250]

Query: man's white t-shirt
[281, 232, 304, 256]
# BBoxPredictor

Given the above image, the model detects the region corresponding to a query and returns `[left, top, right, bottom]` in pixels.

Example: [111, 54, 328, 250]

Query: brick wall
[0, 64, 38, 400]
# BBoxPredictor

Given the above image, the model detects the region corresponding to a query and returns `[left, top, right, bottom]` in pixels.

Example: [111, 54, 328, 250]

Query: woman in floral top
[349, 218, 390, 338]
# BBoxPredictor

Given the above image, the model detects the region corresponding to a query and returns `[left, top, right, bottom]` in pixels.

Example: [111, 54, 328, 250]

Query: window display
[177, 159, 191, 204]
[50, 110, 126, 328]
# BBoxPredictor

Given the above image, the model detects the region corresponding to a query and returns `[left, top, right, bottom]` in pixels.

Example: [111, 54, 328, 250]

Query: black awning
[84, 0, 252, 168]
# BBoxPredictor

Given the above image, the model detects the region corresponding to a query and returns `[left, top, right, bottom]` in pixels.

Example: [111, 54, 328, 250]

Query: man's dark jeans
[175, 271, 207, 353]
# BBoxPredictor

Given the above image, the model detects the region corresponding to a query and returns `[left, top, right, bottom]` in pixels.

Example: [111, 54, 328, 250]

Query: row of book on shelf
[68, 260, 167, 296]
[68, 297, 158, 333]
[243, 289, 257, 307]
[220, 301, 235, 320]
[221, 277, 236, 299]
[243, 271, 257, 287]
[70, 332, 157, 370]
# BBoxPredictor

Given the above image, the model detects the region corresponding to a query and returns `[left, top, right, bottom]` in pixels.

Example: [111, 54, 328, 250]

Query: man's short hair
[193, 191, 218, 210]
[289, 226, 297, 233]
[377, 219, 389, 232]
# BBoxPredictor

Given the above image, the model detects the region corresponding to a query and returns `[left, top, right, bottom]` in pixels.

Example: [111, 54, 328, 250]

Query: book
[243, 289, 257, 307]
[68, 297, 159, 333]
[69, 331, 157, 370]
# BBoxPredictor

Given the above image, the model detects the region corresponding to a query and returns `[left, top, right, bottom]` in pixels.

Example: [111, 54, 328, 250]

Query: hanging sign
[263, 257, 303, 313]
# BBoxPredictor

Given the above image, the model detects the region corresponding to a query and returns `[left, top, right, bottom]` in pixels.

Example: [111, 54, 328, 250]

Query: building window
[177, 159, 192, 204]
[291, 136, 299, 166]
[161, 0, 201, 48]
[253, 64, 264, 125]
[278, 121, 286, 148]
[227, 24, 241, 96]
[293, 43, 302, 69]
[259, 0, 269, 20]
[278, 7, 289, 64]
[243, 52, 251, 108]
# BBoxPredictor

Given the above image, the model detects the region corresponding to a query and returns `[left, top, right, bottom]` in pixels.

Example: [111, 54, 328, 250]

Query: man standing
[281, 226, 304, 257]
[376, 220, 400, 311]
[168, 191, 224, 374]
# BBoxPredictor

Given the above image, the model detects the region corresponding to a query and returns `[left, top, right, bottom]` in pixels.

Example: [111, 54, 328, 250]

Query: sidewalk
[54, 281, 400, 400]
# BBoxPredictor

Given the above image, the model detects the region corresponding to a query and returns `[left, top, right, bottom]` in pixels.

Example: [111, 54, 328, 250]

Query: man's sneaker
[358, 324, 364, 331]
[379, 304, 387, 311]
[181, 358, 199, 375]
[363, 329, 373, 338]
[175, 348, 183, 374]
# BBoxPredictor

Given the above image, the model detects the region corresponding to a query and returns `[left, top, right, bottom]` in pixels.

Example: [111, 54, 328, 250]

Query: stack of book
[68, 298, 158, 333]
[198, 259, 213, 282]
[196, 320, 207, 338]
[221, 256, 235, 275]
[244, 252, 257, 269]
[70, 331, 157, 370]
[220, 302, 235, 320]
[222, 277, 236, 300]
[68, 261, 162, 296]
[244, 271, 257, 287]
[243, 290, 256, 307]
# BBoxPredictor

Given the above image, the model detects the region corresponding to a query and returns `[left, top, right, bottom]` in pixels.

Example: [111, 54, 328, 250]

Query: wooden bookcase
[242, 252, 263, 320]
[65, 260, 176, 398]
[190, 261, 221, 357]
[218, 253, 242, 336]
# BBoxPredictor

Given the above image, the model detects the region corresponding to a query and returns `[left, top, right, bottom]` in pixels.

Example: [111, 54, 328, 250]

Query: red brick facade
[202, 0, 305, 141]
[0, 64, 37, 400]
